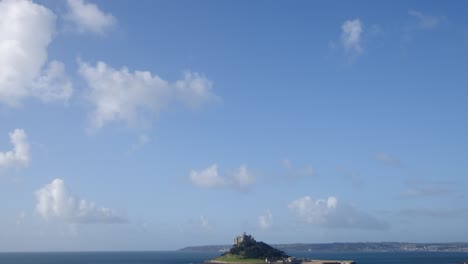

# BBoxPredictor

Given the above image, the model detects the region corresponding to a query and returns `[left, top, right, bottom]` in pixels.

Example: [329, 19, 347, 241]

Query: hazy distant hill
[179, 242, 468, 253]
[179, 245, 232, 252]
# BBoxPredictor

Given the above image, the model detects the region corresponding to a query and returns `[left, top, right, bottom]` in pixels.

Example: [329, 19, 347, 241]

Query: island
[205, 232, 355, 264]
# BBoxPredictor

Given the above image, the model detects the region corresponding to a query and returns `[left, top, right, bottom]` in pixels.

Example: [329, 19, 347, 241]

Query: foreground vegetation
[221, 234, 289, 260]
[214, 254, 264, 263]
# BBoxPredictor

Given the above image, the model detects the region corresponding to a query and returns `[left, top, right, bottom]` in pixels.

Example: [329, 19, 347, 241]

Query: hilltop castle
[233, 232, 253, 245]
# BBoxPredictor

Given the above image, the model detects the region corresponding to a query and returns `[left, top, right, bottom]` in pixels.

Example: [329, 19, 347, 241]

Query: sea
[0, 251, 468, 264]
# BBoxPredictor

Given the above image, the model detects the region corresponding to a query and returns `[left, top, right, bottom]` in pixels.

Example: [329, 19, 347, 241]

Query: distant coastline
[179, 242, 468, 253]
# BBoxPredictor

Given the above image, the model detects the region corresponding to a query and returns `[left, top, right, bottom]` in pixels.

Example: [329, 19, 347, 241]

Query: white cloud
[65, 0, 116, 34]
[31, 60, 73, 103]
[341, 19, 363, 55]
[35, 178, 126, 224]
[289, 196, 388, 230]
[189, 164, 255, 190]
[189, 164, 225, 188]
[199, 216, 212, 231]
[0, 0, 72, 106]
[258, 209, 273, 230]
[174, 72, 216, 108]
[0, 129, 30, 169]
[232, 165, 256, 187]
[408, 10, 445, 30]
[78, 60, 218, 130]
[375, 152, 400, 166]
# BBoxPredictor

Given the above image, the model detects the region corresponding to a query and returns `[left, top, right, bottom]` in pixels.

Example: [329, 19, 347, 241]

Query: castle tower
[234, 232, 248, 245]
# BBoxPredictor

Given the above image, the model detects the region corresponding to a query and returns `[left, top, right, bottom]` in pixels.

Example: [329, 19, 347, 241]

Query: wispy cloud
[289, 196, 388, 230]
[408, 10, 446, 30]
[341, 19, 363, 56]
[375, 152, 401, 166]
[400, 182, 452, 198]
[130, 134, 150, 151]
[258, 209, 273, 230]
[179, 215, 214, 234]
[199, 216, 212, 231]
[281, 159, 315, 178]
[399, 208, 468, 218]
[16, 211, 27, 225]
[64, 0, 116, 34]
[189, 164, 255, 190]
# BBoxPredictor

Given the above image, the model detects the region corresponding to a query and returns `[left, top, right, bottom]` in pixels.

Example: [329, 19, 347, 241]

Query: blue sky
[1, 0, 468, 251]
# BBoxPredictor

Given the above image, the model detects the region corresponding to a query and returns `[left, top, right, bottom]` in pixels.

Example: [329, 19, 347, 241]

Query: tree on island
[222, 233, 289, 260]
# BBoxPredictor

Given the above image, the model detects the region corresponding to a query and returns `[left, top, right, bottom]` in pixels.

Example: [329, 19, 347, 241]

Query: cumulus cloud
[289, 196, 388, 230]
[233, 165, 256, 187]
[65, 0, 116, 34]
[78, 60, 218, 130]
[258, 209, 273, 230]
[31, 61, 73, 103]
[189, 164, 224, 188]
[174, 72, 217, 109]
[375, 152, 400, 166]
[35, 179, 126, 224]
[0, 0, 72, 106]
[189, 164, 255, 190]
[0, 129, 30, 169]
[408, 10, 446, 30]
[341, 19, 363, 55]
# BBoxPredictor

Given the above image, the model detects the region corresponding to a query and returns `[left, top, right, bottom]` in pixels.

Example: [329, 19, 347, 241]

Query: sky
[0, 0, 468, 252]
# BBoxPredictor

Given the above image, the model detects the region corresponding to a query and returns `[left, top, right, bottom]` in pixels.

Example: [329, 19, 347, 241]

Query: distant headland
[180, 240, 468, 253]
[204, 232, 355, 264]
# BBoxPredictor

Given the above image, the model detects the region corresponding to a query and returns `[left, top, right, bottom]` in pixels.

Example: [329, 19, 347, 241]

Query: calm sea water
[0, 251, 468, 264]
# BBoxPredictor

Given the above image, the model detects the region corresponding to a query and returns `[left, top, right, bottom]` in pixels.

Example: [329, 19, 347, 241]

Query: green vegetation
[214, 254, 264, 263]
[219, 234, 289, 261]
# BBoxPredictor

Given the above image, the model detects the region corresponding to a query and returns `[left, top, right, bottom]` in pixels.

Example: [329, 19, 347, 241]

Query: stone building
[234, 232, 250, 245]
